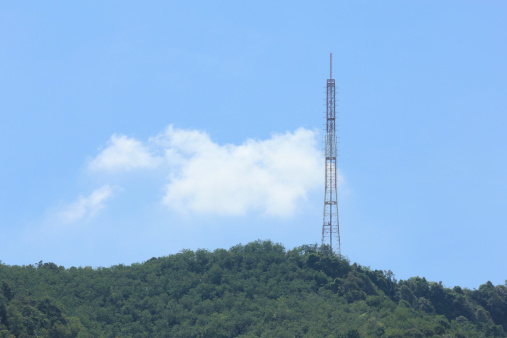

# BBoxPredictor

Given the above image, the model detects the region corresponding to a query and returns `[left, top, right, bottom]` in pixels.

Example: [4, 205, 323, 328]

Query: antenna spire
[330, 53, 333, 79]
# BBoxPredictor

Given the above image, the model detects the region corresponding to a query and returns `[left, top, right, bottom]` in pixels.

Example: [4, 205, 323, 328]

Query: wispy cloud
[59, 185, 115, 223]
[88, 125, 328, 218]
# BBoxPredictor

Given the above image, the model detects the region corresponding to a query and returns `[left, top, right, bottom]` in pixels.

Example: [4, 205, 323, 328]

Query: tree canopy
[0, 240, 506, 337]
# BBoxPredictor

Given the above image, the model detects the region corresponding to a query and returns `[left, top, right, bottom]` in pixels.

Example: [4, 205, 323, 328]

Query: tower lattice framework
[322, 53, 341, 256]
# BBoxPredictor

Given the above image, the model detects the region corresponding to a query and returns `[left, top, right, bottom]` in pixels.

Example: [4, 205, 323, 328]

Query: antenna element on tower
[330, 53, 333, 79]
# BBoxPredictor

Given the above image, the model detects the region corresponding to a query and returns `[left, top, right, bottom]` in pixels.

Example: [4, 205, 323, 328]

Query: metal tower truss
[322, 53, 341, 256]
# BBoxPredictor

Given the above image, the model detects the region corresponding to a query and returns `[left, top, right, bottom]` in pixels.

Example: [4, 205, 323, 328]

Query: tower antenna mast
[322, 53, 341, 256]
[330, 53, 332, 78]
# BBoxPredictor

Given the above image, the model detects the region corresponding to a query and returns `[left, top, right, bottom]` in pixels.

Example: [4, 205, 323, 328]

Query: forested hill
[1, 241, 506, 337]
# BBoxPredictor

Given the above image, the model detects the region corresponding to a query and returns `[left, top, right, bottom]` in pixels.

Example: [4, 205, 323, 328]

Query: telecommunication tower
[322, 53, 341, 256]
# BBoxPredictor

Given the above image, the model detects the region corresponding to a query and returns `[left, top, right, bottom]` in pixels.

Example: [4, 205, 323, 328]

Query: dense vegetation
[1, 240, 506, 337]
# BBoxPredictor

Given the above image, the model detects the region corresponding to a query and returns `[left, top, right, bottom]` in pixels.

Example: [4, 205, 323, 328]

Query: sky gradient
[1, 1, 506, 289]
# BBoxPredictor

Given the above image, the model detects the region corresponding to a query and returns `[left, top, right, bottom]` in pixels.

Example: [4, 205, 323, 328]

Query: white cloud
[89, 125, 331, 218]
[160, 126, 322, 217]
[59, 185, 114, 223]
[89, 134, 160, 171]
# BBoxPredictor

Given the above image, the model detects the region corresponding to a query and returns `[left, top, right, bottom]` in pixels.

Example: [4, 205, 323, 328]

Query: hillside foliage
[0, 240, 506, 337]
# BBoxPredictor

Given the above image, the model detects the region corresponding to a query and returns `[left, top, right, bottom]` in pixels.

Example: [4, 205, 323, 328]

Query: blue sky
[1, 1, 506, 289]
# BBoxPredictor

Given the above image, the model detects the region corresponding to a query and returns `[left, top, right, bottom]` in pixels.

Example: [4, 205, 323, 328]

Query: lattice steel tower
[322, 53, 341, 256]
